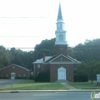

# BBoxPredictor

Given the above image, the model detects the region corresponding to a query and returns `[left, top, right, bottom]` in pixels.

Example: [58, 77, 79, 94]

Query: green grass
[1, 80, 68, 90]
[69, 81, 100, 89]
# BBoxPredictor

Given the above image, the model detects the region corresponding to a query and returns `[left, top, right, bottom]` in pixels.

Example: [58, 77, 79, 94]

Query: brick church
[33, 3, 81, 82]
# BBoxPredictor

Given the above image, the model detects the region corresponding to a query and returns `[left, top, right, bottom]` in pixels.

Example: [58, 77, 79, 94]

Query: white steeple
[55, 3, 67, 45]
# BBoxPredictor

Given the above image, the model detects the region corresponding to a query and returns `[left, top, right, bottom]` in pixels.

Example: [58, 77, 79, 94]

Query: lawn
[1, 80, 68, 90]
[69, 81, 100, 89]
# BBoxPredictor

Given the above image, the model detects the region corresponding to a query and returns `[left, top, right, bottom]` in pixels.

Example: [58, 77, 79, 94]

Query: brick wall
[50, 64, 74, 82]
[0, 65, 30, 78]
[33, 64, 50, 76]
[55, 45, 67, 56]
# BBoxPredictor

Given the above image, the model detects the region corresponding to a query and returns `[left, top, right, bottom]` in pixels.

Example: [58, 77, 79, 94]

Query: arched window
[59, 34, 63, 41]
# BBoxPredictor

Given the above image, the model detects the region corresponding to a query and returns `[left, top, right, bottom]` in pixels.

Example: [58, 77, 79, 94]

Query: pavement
[0, 79, 25, 88]
[0, 80, 100, 93]
[1, 89, 100, 93]
[60, 82, 77, 89]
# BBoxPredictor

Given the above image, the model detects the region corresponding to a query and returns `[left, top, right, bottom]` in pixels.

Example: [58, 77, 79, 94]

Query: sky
[0, 0, 100, 51]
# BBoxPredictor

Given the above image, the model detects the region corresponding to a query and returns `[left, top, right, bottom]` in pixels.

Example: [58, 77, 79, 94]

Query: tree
[74, 62, 88, 82]
[33, 38, 55, 60]
[0, 46, 13, 68]
[75, 61, 100, 84]
[10, 47, 34, 69]
[87, 61, 100, 84]
[73, 39, 100, 62]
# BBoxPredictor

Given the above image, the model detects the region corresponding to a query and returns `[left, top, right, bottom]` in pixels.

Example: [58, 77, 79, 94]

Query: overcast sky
[0, 0, 100, 51]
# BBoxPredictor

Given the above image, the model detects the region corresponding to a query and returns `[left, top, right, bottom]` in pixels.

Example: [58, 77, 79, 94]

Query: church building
[33, 3, 81, 82]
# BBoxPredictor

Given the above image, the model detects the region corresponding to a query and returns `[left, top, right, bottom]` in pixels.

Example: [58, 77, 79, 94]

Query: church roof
[46, 54, 81, 64]
[33, 56, 52, 64]
[33, 54, 81, 64]
[0, 64, 30, 71]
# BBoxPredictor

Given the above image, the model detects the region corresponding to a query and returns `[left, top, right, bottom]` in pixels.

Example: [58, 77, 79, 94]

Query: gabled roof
[44, 55, 56, 63]
[0, 64, 30, 71]
[33, 56, 52, 64]
[46, 54, 81, 64]
[33, 54, 81, 65]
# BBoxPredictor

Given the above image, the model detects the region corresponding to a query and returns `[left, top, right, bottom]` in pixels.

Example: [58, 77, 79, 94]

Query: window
[37, 64, 40, 68]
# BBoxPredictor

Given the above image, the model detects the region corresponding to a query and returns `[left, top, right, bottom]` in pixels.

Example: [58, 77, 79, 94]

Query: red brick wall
[0, 65, 30, 78]
[33, 64, 50, 76]
[50, 64, 74, 82]
[55, 45, 67, 56]
[34, 64, 43, 76]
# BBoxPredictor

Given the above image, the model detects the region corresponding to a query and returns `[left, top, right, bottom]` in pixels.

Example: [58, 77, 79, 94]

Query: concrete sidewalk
[60, 82, 76, 89]
[0, 89, 100, 93]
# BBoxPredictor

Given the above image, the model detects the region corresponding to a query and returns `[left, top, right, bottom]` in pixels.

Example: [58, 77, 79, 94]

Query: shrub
[74, 74, 88, 82]
[0, 76, 10, 79]
[35, 70, 50, 82]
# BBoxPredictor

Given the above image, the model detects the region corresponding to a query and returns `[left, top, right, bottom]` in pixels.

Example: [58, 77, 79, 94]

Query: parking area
[0, 79, 25, 88]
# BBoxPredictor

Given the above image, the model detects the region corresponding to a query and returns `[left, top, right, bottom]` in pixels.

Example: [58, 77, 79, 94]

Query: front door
[58, 67, 66, 80]
[11, 72, 16, 79]
[59, 71, 65, 80]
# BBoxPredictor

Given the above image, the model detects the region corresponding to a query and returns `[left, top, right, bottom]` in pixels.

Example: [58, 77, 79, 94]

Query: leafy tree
[10, 47, 34, 69]
[33, 38, 55, 60]
[73, 39, 100, 62]
[75, 61, 100, 84]
[74, 62, 88, 82]
[0, 46, 13, 68]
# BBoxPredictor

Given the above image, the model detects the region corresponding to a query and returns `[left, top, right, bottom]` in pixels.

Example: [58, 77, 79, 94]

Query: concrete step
[56, 80, 68, 82]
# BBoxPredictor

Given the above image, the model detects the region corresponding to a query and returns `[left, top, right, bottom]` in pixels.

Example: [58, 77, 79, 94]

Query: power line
[0, 17, 45, 19]
[0, 36, 54, 38]
[6, 47, 35, 49]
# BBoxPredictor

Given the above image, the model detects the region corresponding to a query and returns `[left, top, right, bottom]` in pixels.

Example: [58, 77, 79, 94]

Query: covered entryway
[10, 72, 16, 79]
[58, 67, 66, 80]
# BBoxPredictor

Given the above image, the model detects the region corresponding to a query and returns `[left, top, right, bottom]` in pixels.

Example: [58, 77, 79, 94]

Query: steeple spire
[55, 2, 67, 45]
[57, 3, 63, 20]
[55, 2, 67, 56]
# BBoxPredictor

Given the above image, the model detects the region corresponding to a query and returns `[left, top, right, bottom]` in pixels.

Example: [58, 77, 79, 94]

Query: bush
[35, 70, 50, 82]
[0, 76, 10, 79]
[74, 74, 88, 82]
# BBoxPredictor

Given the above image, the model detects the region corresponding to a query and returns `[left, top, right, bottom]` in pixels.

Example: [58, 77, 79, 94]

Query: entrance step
[56, 80, 68, 82]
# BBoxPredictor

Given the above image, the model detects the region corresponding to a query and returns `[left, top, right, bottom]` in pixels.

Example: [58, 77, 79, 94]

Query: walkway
[60, 82, 77, 89]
